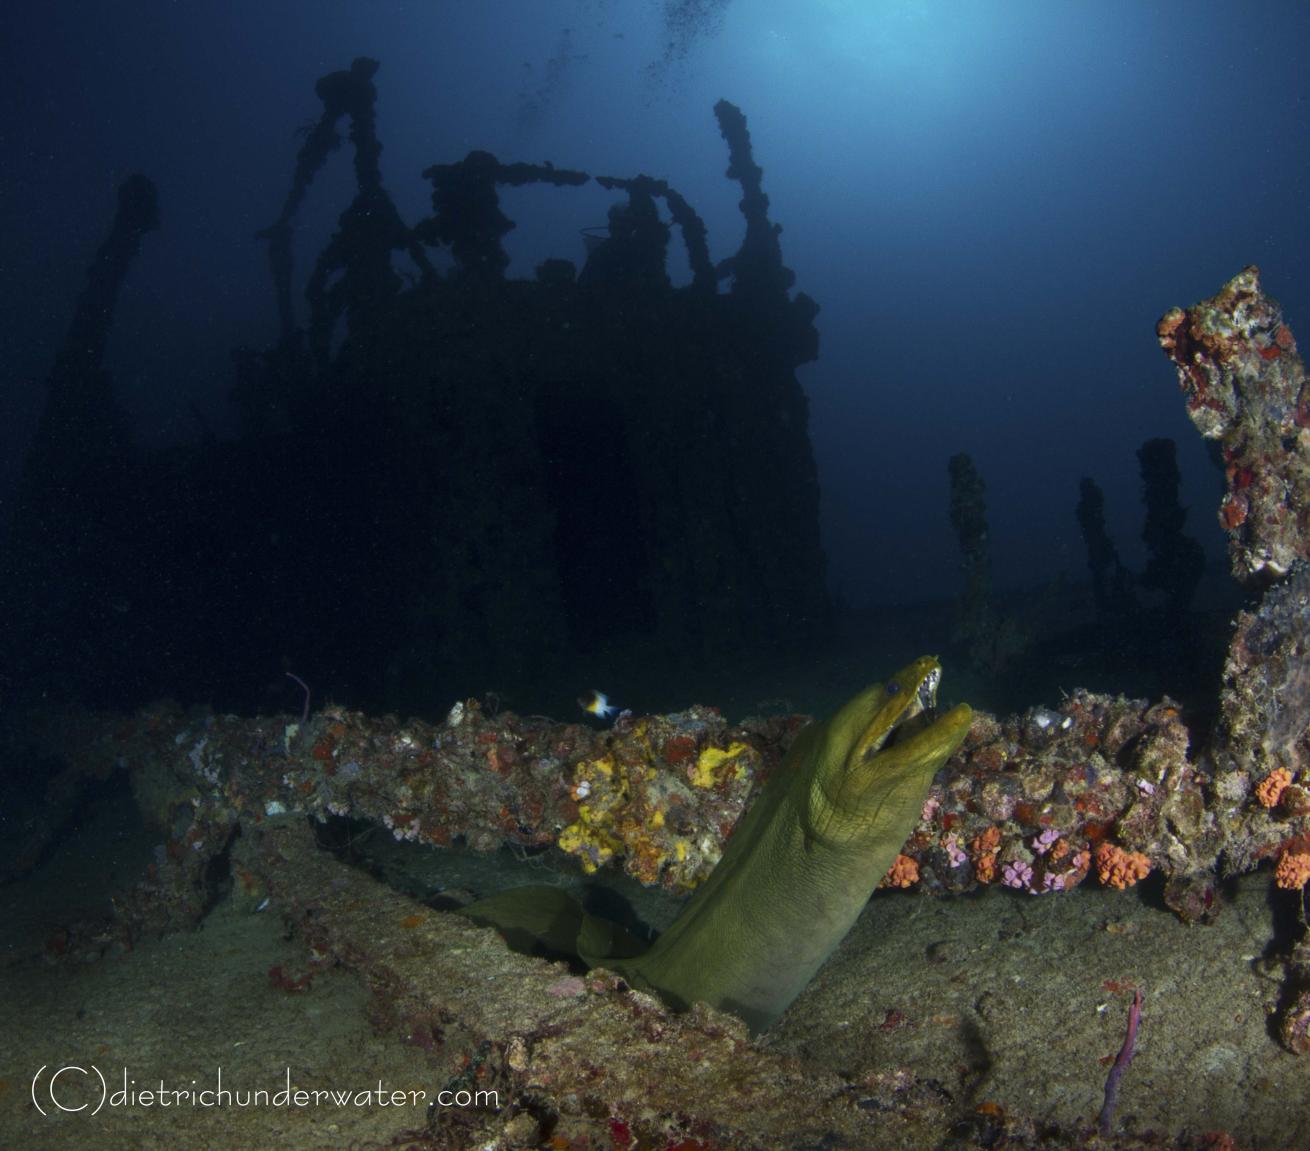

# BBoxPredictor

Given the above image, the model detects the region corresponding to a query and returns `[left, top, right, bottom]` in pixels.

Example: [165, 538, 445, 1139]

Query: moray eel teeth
[461, 656, 972, 1035]
[918, 664, 940, 706]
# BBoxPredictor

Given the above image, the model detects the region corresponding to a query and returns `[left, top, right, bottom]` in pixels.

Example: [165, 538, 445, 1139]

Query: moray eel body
[461, 656, 972, 1033]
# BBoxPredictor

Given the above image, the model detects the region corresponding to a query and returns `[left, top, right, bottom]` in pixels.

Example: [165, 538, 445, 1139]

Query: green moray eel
[460, 656, 972, 1033]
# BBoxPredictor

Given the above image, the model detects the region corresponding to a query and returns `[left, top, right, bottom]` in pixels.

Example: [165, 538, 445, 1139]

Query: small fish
[578, 689, 617, 719]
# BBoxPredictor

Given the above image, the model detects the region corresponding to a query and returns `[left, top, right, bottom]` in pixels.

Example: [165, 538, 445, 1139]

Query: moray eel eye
[885, 680, 901, 695]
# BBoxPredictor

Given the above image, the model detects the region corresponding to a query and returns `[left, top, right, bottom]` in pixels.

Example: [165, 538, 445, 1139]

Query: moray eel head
[807, 655, 972, 847]
[460, 655, 973, 1035]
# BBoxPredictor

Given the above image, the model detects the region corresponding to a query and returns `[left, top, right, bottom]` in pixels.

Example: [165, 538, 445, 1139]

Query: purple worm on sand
[1098, 987, 1143, 1136]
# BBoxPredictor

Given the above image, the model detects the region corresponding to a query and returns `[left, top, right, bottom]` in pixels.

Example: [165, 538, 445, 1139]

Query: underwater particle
[1257, 767, 1294, 808]
[882, 853, 920, 889]
[1095, 843, 1152, 889]
[1275, 849, 1310, 890]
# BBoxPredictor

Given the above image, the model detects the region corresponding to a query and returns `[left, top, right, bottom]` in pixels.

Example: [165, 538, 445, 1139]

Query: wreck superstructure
[5, 58, 828, 712]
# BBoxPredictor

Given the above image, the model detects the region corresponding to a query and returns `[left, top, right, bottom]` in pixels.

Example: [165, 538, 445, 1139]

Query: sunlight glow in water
[748, 0, 990, 106]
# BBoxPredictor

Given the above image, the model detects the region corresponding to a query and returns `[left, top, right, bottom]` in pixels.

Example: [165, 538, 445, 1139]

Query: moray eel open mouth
[871, 664, 941, 751]
[460, 655, 973, 1033]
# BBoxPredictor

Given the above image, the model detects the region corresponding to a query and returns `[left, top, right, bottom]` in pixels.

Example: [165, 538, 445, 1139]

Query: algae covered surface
[773, 871, 1310, 1144]
[6, 7, 1310, 1147]
[0, 791, 442, 1151]
[3, 780, 1309, 1150]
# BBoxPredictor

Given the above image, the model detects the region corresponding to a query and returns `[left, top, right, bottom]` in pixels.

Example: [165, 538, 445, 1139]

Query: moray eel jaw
[810, 655, 972, 848]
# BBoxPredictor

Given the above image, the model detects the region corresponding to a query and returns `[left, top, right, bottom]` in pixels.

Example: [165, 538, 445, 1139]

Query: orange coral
[970, 826, 1002, 884]
[1067, 849, 1092, 886]
[1275, 850, 1310, 890]
[1095, 842, 1151, 889]
[882, 853, 920, 889]
[1257, 768, 1293, 808]
[1219, 495, 1248, 530]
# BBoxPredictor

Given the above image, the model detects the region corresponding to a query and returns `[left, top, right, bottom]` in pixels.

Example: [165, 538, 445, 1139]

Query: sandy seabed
[3, 743, 1309, 1150]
